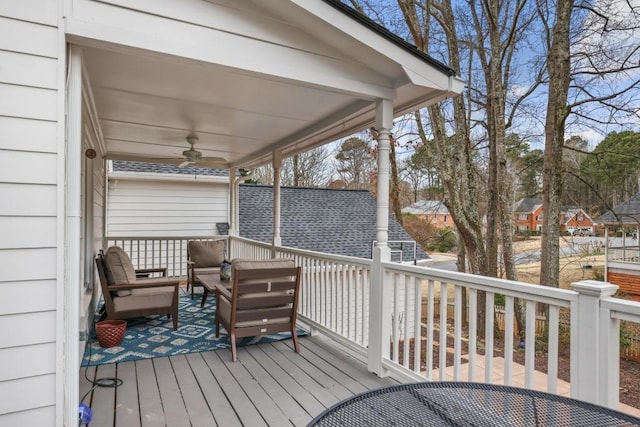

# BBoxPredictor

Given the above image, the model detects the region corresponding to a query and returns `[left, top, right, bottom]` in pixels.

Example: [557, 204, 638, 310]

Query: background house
[596, 193, 640, 296]
[560, 208, 596, 235]
[513, 197, 543, 232]
[401, 200, 452, 229]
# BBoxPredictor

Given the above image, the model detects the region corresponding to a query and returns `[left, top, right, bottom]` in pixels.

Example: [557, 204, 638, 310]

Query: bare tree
[250, 146, 331, 187]
[282, 146, 331, 187]
[334, 137, 376, 190]
[539, 0, 640, 287]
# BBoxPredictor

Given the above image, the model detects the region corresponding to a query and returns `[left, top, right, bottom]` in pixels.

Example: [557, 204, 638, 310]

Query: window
[577, 213, 584, 221]
[518, 213, 528, 220]
[536, 215, 543, 221]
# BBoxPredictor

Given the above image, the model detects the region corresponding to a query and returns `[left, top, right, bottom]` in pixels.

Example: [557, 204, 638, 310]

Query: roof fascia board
[289, 0, 461, 92]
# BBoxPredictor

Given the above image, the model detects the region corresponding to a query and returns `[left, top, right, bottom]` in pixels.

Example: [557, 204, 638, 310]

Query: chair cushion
[112, 286, 175, 312]
[189, 240, 225, 268]
[231, 258, 295, 272]
[218, 296, 291, 328]
[104, 247, 137, 285]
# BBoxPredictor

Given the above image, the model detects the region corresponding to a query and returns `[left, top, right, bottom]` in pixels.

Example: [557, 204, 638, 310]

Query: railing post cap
[571, 280, 618, 297]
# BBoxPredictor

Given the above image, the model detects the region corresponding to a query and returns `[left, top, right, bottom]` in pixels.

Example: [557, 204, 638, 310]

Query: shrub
[426, 227, 457, 252]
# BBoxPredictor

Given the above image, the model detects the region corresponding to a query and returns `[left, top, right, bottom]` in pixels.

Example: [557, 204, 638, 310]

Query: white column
[571, 280, 619, 406]
[604, 227, 608, 282]
[63, 46, 83, 427]
[368, 99, 393, 376]
[272, 150, 282, 253]
[228, 167, 237, 236]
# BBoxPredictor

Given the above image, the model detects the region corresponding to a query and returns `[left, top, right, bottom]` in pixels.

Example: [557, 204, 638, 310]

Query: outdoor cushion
[112, 286, 175, 312]
[104, 246, 137, 285]
[231, 258, 295, 271]
[189, 240, 225, 268]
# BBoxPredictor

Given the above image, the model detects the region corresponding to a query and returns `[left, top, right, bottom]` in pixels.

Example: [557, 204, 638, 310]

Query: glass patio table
[308, 381, 640, 426]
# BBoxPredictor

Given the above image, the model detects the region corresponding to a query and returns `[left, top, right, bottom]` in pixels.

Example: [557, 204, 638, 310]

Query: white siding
[107, 177, 229, 237]
[0, 2, 60, 424]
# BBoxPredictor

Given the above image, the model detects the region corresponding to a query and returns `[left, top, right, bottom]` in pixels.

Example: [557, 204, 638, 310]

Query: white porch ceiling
[74, 0, 463, 169]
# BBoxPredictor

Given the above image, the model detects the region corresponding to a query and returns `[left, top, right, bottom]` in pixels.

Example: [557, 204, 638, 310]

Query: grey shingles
[401, 200, 450, 215]
[239, 185, 429, 262]
[513, 197, 542, 213]
[112, 161, 229, 177]
[595, 193, 640, 225]
[109, 162, 428, 261]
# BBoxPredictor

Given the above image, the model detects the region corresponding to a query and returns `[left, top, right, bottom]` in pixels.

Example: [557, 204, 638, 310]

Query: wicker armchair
[95, 247, 180, 330]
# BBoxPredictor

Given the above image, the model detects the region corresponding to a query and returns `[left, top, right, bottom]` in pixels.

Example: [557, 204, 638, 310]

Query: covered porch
[88, 234, 640, 422]
[64, 0, 640, 425]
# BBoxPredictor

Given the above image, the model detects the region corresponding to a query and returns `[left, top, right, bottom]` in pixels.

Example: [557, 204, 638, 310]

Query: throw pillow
[189, 240, 225, 267]
[104, 246, 137, 285]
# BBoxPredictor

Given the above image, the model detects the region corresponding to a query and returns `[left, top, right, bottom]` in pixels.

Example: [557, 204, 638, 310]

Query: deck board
[91, 364, 116, 427]
[248, 344, 326, 417]
[222, 347, 292, 426]
[169, 355, 216, 426]
[259, 342, 341, 409]
[201, 350, 266, 427]
[153, 357, 190, 427]
[115, 361, 141, 427]
[136, 359, 166, 427]
[186, 352, 241, 427]
[84, 336, 400, 426]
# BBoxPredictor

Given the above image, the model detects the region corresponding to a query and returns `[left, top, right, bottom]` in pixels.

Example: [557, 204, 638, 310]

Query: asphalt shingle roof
[239, 185, 429, 262]
[513, 197, 542, 213]
[402, 200, 450, 215]
[595, 193, 640, 225]
[112, 161, 229, 177]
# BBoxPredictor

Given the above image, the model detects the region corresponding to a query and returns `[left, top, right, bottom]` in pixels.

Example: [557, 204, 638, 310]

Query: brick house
[560, 208, 596, 235]
[513, 198, 543, 232]
[596, 193, 640, 296]
[401, 200, 453, 229]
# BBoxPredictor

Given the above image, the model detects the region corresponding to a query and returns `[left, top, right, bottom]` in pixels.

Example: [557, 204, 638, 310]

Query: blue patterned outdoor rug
[82, 289, 306, 366]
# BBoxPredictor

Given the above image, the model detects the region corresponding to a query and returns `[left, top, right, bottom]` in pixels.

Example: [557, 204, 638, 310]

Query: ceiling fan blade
[142, 157, 184, 165]
[178, 160, 193, 168]
[197, 157, 228, 168]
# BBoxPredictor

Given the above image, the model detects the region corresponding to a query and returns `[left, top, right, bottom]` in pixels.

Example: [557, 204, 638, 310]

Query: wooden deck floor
[80, 335, 399, 426]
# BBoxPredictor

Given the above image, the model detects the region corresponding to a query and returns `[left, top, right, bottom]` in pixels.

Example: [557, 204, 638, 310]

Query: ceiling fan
[180, 134, 203, 167]
[162, 134, 227, 168]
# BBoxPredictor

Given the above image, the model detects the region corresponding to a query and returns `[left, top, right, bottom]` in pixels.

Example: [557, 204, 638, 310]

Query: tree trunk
[389, 135, 403, 225]
[540, 0, 572, 288]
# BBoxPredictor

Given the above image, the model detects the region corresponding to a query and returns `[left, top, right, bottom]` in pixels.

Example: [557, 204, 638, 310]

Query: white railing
[608, 245, 640, 264]
[106, 235, 227, 277]
[230, 236, 372, 349]
[106, 235, 640, 412]
[381, 263, 577, 393]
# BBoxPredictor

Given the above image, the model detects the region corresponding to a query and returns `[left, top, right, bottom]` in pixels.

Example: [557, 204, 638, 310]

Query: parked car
[572, 227, 595, 236]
